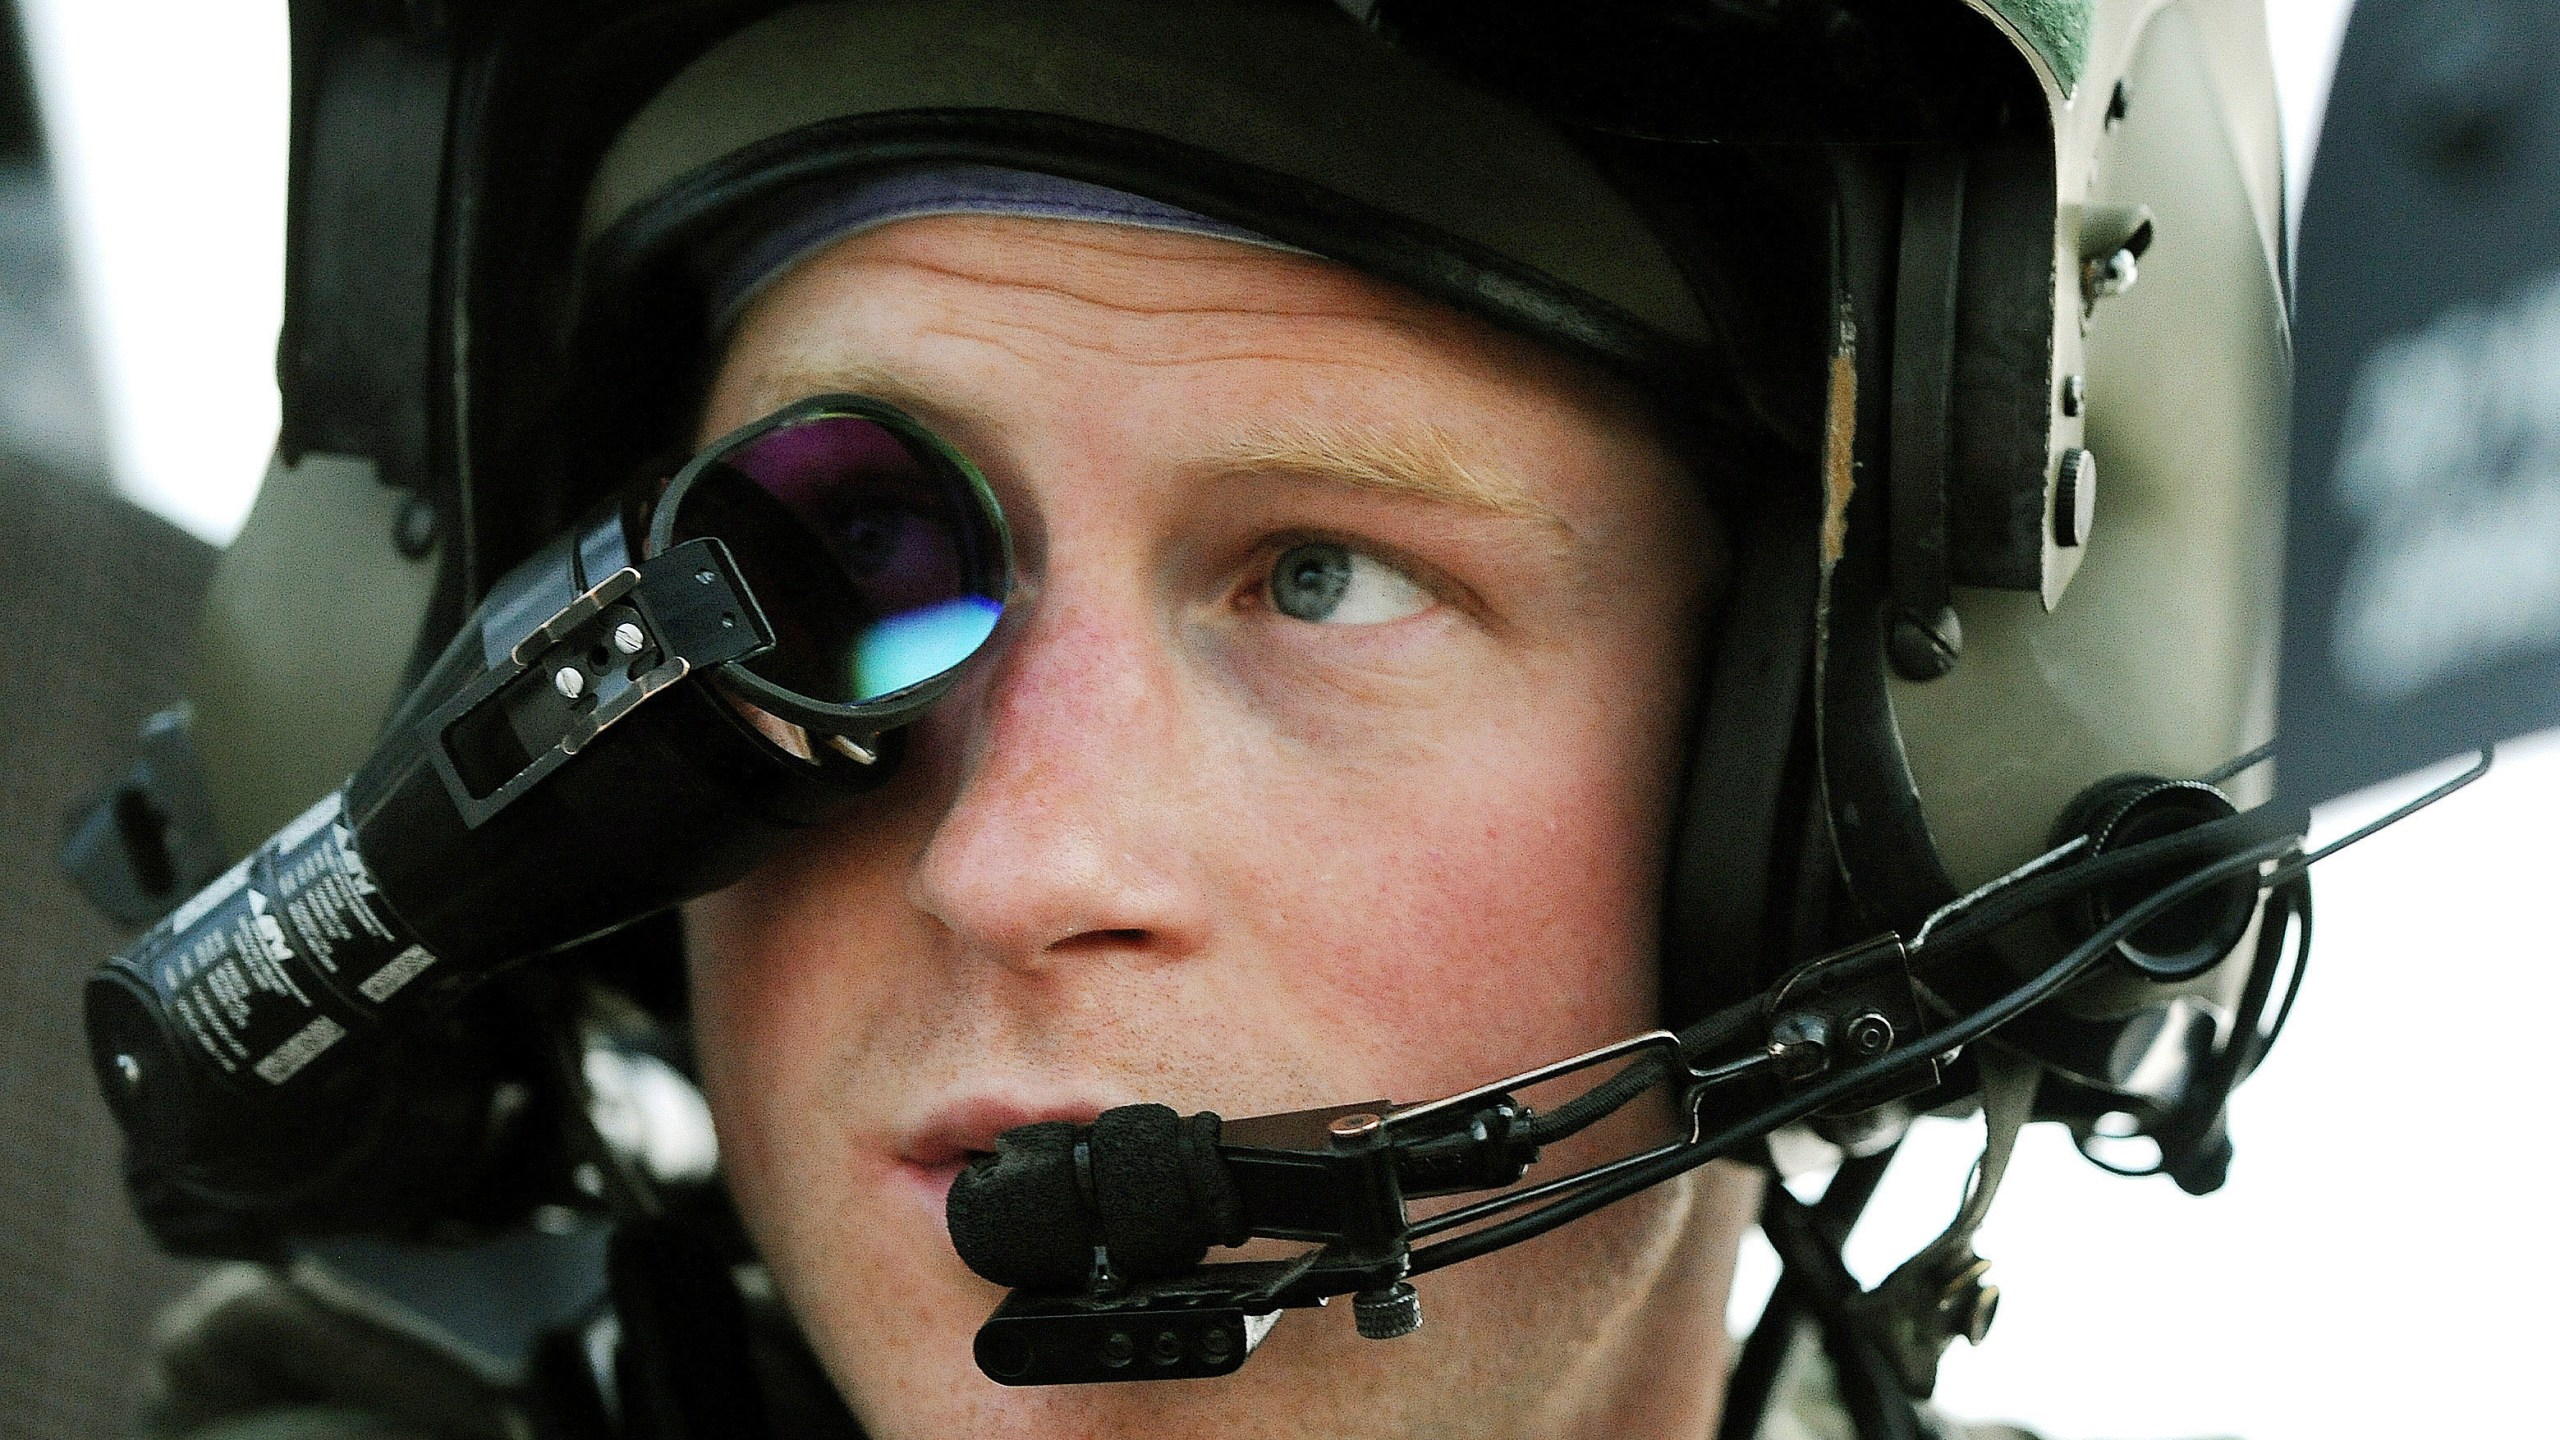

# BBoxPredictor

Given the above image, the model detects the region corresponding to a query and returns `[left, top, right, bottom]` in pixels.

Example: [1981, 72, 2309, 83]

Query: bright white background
[20, 2, 2556, 1435]
[17, 0, 286, 545]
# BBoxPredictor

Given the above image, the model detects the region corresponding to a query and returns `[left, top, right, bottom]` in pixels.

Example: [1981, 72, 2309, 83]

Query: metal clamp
[423, 538, 772, 828]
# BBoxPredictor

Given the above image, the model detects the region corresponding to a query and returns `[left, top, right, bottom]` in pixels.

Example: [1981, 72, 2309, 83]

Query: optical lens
[668, 405, 1006, 711]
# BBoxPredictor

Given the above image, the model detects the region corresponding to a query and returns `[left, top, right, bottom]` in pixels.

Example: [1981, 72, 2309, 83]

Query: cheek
[682, 891, 806, 1205]
[681, 842, 912, 1199]
[1226, 660, 1690, 1093]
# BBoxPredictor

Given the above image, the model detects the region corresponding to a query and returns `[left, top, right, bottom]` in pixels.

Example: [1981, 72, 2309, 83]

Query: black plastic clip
[424, 538, 773, 827]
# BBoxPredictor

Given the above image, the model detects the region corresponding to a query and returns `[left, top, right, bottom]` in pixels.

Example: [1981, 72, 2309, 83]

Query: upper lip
[898, 1093, 1121, 1168]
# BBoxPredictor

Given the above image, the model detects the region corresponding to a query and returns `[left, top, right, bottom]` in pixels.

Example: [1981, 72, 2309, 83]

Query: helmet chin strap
[1845, 1050, 2038, 1399]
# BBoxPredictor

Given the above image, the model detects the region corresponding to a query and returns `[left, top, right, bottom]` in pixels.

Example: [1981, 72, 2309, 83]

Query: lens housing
[650, 395, 1011, 740]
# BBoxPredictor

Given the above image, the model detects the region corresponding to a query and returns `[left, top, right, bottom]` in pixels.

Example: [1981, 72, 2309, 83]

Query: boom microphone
[948, 1093, 1556, 1294]
[949, 1105, 1249, 1290]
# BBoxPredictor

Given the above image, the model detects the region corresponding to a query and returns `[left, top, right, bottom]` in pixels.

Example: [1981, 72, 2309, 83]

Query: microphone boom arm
[959, 753, 2497, 1388]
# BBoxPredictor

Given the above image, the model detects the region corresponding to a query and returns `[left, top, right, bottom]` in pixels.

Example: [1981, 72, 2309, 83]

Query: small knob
[2054, 448, 2098, 548]
[1353, 1282, 1422, 1340]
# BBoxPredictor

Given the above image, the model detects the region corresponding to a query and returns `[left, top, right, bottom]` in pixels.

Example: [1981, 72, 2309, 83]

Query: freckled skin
[683, 216, 1763, 1440]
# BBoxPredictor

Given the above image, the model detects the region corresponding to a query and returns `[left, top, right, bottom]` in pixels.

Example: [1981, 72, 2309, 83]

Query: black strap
[1719, 1147, 1911, 1440]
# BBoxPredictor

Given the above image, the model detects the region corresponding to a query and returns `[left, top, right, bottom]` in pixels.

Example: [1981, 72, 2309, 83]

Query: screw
[553, 666, 586, 700]
[696, 569, 717, 585]
[1963, 1283, 2001, 1345]
[1328, 1112, 1384, 1141]
[114, 1053, 141, 1089]
[1888, 606, 1963, 682]
[1196, 1326, 1236, 1363]
[611, 621, 646, 655]
[1087, 1244, 1125, 1298]
[1149, 1329, 1185, 1365]
[2054, 449, 2098, 548]
[2084, 247, 2140, 301]
[1937, 1259, 2001, 1346]
[393, 494, 438, 559]
[1846, 1011, 1896, 1056]
[1099, 1330, 1135, 1368]
[1354, 1282, 1423, 1340]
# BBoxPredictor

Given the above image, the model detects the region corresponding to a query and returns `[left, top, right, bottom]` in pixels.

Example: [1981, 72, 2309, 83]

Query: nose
[906, 585, 1210, 970]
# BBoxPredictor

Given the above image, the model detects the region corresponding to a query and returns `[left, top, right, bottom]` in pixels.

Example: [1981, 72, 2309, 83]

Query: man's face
[684, 215, 1748, 1439]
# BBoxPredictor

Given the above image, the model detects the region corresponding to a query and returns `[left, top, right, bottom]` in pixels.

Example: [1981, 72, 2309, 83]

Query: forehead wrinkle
[913, 292, 1450, 383]
[1206, 420, 1567, 528]
[738, 321, 1429, 417]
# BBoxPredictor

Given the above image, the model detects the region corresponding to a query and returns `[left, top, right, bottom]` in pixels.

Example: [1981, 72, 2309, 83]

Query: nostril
[1050, 928, 1150, 954]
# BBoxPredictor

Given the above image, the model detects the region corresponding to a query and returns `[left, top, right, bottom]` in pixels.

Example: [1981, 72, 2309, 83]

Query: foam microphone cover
[946, 1105, 1248, 1291]
[947, 1120, 1091, 1290]
[1089, 1104, 1244, 1279]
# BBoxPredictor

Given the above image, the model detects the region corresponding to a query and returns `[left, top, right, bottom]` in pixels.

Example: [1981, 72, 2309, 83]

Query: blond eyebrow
[747, 363, 947, 426]
[747, 368, 1562, 527]
[1206, 421, 1564, 526]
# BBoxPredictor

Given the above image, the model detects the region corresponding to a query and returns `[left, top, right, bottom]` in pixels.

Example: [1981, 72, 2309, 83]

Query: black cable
[1445, 757, 2453, 1413]
[1718, 1145, 1900, 1440]
[1755, 1182, 1924, 1440]
[2262, 748, 2493, 891]
[2199, 739, 2279, 786]
[1806, 1146, 1901, 1241]
[1517, 995, 1766, 1147]
[1537, 807, 2294, 1154]
[1519, 1050, 1675, 1146]
[2256, 876, 2315, 1060]
[1409, 835, 2297, 1277]
[2204, 869, 2298, 1095]
[1914, 809, 2267, 964]
[1681, 994, 1778, 1065]
[1717, 1288, 1801, 1440]
[1515, 812, 2274, 1156]
[2072, 870, 2318, 1181]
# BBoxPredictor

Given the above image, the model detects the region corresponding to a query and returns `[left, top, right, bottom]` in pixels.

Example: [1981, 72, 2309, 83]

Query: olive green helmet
[74, 4, 2292, 1402]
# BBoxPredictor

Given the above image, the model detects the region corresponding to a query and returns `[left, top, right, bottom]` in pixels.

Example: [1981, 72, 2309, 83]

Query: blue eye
[1269, 542, 1431, 625]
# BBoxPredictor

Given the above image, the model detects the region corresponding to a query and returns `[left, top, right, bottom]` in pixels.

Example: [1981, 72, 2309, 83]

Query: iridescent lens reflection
[674, 407, 1007, 710]
[857, 594, 1005, 700]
